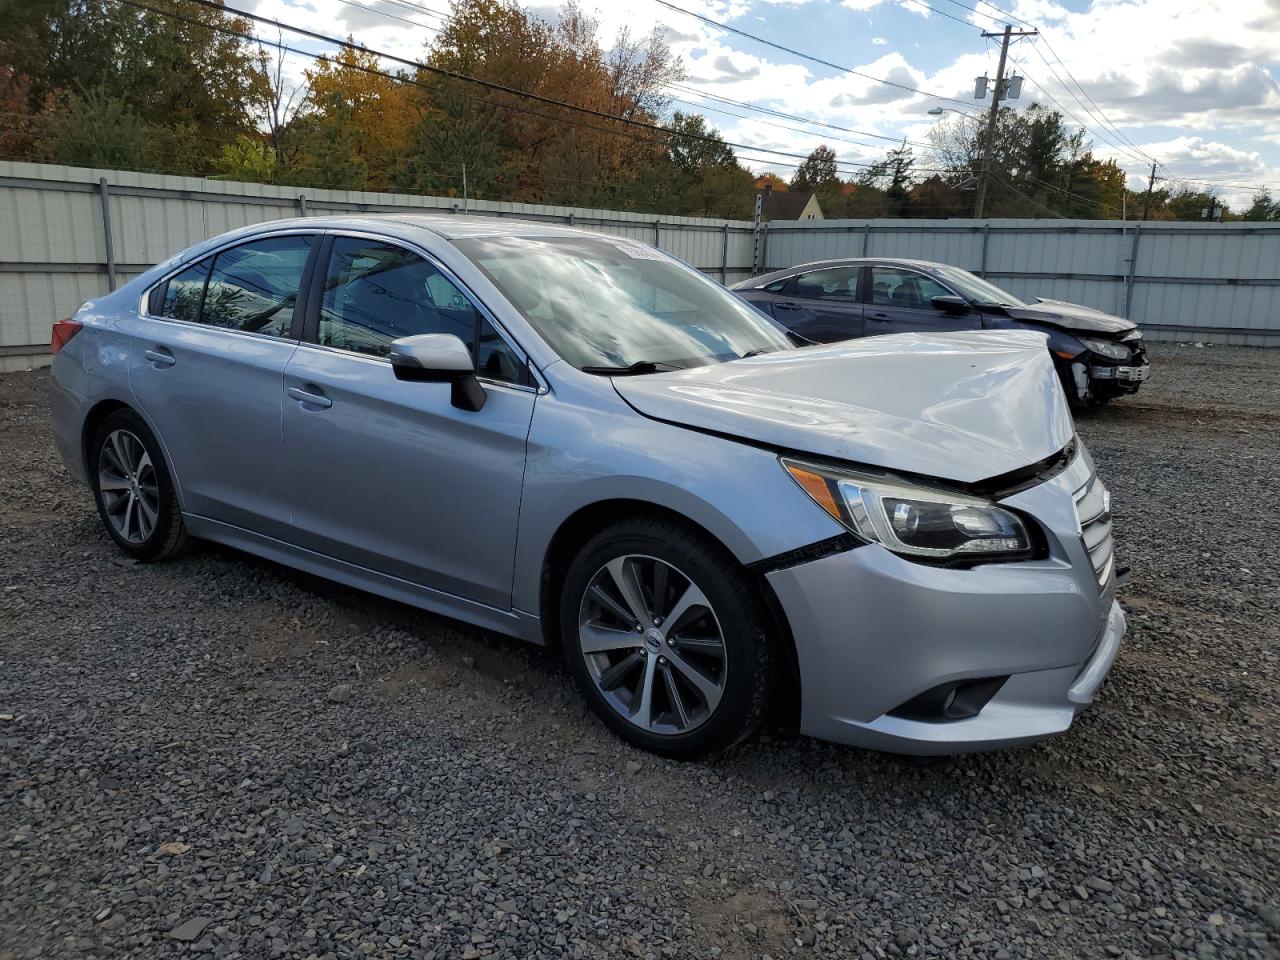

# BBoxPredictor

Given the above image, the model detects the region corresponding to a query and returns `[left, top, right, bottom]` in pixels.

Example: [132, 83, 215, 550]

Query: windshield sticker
[612, 241, 666, 261]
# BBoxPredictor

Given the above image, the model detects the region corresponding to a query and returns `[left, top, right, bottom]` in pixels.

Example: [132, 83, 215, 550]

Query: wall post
[862, 222, 872, 257]
[297, 194, 307, 216]
[720, 223, 729, 283]
[979, 223, 991, 277]
[98, 178, 116, 292]
[1124, 223, 1142, 318]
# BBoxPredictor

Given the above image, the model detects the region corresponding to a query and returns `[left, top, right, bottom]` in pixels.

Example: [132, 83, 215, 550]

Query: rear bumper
[767, 448, 1125, 755]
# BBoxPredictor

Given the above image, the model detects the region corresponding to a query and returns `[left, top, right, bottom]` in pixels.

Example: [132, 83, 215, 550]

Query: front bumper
[1090, 363, 1150, 384]
[767, 446, 1125, 755]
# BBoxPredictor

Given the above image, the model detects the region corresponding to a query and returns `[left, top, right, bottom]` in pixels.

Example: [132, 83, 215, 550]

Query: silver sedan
[48, 215, 1125, 758]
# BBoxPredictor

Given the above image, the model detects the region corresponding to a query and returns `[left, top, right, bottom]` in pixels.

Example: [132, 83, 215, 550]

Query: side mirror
[389, 333, 486, 412]
[931, 295, 970, 314]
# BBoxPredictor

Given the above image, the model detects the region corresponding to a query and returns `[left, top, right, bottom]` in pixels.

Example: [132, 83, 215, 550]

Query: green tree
[282, 94, 368, 190]
[1242, 189, 1279, 222]
[216, 134, 277, 183]
[41, 90, 153, 170]
[790, 145, 839, 192]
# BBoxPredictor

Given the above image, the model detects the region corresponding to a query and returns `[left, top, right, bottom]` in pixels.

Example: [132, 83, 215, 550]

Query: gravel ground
[1, 343, 1277, 960]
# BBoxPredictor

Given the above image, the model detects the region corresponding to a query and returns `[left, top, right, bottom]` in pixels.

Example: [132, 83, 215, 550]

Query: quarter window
[319, 237, 527, 385]
[794, 266, 861, 302]
[157, 260, 211, 323]
[870, 267, 951, 308]
[201, 236, 314, 336]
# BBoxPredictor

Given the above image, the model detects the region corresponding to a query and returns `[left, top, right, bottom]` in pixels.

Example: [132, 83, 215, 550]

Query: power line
[904, 0, 988, 30]
[1024, 40, 1153, 167]
[650, 0, 974, 109]
[665, 84, 936, 150]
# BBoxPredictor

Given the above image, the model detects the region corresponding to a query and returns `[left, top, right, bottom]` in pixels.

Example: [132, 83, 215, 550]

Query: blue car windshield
[931, 265, 1027, 308]
[454, 235, 793, 371]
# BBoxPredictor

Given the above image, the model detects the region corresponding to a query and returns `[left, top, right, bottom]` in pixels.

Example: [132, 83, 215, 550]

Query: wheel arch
[81, 399, 185, 507]
[537, 498, 802, 723]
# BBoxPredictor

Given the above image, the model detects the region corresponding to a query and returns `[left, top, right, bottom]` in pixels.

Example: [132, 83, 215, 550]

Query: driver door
[281, 234, 536, 609]
[865, 266, 984, 335]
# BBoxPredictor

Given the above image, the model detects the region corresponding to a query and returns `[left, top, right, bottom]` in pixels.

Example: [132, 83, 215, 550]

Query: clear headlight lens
[1078, 337, 1130, 361]
[782, 459, 1034, 561]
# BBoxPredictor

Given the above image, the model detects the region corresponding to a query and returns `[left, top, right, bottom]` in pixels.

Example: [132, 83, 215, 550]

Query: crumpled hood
[1002, 298, 1137, 335]
[612, 330, 1075, 484]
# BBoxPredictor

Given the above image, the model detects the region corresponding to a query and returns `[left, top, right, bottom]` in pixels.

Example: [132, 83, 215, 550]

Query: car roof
[732, 257, 953, 289]
[253, 213, 606, 242]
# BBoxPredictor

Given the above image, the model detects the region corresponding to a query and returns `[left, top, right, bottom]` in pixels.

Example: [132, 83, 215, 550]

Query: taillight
[51, 319, 82, 355]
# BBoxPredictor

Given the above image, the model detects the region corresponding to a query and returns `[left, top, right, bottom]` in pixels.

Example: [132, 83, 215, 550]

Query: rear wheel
[90, 409, 189, 561]
[560, 517, 772, 759]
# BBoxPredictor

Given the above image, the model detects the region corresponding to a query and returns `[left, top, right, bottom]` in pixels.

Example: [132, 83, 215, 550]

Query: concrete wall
[4, 160, 1279, 371]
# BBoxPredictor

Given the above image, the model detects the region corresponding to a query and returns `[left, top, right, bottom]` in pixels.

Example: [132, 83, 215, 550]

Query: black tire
[89, 409, 189, 561]
[559, 516, 772, 760]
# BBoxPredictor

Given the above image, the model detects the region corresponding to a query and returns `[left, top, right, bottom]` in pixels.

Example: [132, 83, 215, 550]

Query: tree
[2, 0, 268, 173]
[254, 31, 309, 171]
[790, 145, 839, 192]
[41, 90, 153, 170]
[1242, 189, 1279, 222]
[282, 93, 368, 190]
[304, 44, 417, 191]
[217, 134, 277, 183]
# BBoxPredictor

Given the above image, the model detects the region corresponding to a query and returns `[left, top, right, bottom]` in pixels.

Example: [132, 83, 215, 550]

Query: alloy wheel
[578, 554, 727, 735]
[97, 429, 159, 544]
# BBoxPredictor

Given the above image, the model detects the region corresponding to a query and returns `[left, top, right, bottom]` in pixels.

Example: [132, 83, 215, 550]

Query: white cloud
[872, 36, 888, 45]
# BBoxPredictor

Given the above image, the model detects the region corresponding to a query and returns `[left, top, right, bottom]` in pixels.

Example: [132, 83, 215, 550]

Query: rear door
[281, 233, 536, 608]
[770, 265, 865, 343]
[128, 232, 318, 540]
[864, 266, 984, 336]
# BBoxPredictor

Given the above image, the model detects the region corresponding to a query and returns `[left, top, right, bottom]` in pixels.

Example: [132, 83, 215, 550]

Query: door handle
[867, 312, 893, 322]
[287, 385, 332, 409]
[144, 346, 176, 367]
[775, 301, 799, 309]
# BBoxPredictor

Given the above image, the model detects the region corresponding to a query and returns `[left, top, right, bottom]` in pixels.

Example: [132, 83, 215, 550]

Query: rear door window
[201, 236, 315, 337]
[794, 266, 861, 302]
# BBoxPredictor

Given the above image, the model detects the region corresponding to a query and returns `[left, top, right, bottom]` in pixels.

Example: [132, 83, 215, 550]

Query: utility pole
[1140, 161, 1158, 221]
[974, 25, 1037, 219]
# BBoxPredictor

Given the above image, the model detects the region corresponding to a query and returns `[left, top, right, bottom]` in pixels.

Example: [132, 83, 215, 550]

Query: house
[758, 185, 824, 221]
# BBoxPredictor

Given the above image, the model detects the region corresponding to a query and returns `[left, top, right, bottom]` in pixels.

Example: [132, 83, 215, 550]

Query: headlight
[782, 459, 1034, 562]
[1078, 337, 1130, 361]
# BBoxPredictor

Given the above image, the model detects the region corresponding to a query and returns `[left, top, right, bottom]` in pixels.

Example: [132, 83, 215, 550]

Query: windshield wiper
[580, 360, 681, 376]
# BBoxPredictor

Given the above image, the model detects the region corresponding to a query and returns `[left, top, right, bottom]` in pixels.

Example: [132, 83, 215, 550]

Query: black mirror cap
[391, 356, 487, 411]
[931, 295, 970, 314]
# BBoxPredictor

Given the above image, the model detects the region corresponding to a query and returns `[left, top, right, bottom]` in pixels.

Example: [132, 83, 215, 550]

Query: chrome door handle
[287, 385, 332, 409]
[144, 347, 176, 367]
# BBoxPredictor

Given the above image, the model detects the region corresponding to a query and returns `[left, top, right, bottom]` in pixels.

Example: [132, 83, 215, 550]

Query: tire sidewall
[89, 410, 180, 561]
[559, 520, 770, 759]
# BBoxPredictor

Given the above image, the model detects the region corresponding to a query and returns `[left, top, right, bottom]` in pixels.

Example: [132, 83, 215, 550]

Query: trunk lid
[611, 330, 1074, 484]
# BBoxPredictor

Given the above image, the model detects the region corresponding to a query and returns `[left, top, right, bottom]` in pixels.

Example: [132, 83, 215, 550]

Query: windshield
[453, 236, 793, 371]
[930, 265, 1026, 308]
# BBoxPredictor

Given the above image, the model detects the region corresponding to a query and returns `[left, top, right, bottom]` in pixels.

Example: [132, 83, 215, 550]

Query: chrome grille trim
[1074, 472, 1115, 592]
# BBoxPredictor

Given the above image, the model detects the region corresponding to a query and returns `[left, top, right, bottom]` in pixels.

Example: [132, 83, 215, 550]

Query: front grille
[1074, 473, 1114, 591]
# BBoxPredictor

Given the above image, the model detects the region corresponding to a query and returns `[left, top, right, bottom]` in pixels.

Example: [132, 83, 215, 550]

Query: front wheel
[560, 517, 773, 759]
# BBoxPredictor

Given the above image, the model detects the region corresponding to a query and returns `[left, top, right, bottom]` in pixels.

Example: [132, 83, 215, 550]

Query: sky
[244, 0, 1280, 210]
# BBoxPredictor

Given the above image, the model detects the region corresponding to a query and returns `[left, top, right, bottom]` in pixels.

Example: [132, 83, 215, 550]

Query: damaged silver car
[49, 216, 1125, 759]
